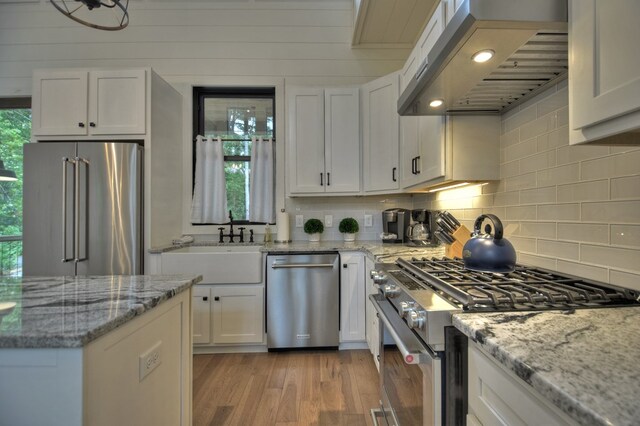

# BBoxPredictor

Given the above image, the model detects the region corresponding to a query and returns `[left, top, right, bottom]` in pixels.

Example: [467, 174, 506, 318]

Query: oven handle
[369, 294, 437, 365]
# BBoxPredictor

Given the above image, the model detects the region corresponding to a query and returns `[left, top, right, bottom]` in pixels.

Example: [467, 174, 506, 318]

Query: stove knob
[370, 270, 380, 279]
[407, 310, 426, 330]
[382, 284, 400, 298]
[399, 301, 416, 318]
[372, 272, 388, 285]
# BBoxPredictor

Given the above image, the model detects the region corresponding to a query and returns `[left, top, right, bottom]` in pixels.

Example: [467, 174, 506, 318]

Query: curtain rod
[193, 137, 276, 143]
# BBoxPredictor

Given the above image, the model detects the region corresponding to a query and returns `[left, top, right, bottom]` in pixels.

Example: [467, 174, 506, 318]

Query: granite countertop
[150, 240, 446, 264]
[0, 275, 201, 349]
[453, 308, 640, 426]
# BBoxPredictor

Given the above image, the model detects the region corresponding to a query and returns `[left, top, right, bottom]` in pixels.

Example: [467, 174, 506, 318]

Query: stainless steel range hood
[398, 0, 568, 116]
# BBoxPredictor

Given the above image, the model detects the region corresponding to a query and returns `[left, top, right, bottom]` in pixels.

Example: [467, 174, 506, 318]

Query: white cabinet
[287, 87, 360, 195]
[416, 2, 445, 74]
[362, 72, 401, 193]
[443, 0, 464, 24]
[32, 69, 146, 137]
[364, 257, 380, 370]
[569, 0, 640, 145]
[468, 342, 578, 426]
[192, 286, 211, 345]
[211, 285, 264, 345]
[400, 46, 420, 93]
[340, 252, 366, 343]
[400, 116, 445, 188]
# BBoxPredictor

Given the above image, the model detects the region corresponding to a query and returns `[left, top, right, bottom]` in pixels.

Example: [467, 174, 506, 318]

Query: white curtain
[191, 136, 228, 224]
[249, 137, 275, 223]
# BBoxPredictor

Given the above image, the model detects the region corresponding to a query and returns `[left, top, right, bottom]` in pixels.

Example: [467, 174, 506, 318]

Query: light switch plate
[364, 214, 373, 227]
[295, 215, 303, 227]
[324, 215, 333, 227]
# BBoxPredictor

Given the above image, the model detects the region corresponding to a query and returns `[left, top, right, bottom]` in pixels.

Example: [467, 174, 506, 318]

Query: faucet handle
[249, 229, 254, 243]
[238, 227, 245, 243]
[218, 227, 225, 243]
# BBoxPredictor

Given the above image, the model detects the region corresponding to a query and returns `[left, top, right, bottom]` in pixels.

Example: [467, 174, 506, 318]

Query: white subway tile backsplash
[581, 244, 640, 271]
[611, 175, 640, 200]
[581, 150, 640, 180]
[537, 163, 580, 187]
[557, 259, 609, 282]
[582, 200, 640, 224]
[611, 224, 640, 248]
[519, 150, 556, 174]
[537, 239, 579, 260]
[516, 222, 556, 239]
[520, 112, 556, 141]
[557, 223, 609, 244]
[537, 126, 569, 151]
[556, 144, 610, 165]
[537, 203, 580, 221]
[536, 87, 567, 117]
[557, 180, 609, 203]
[505, 172, 537, 191]
[505, 138, 537, 162]
[506, 206, 537, 220]
[500, 160, 520, 178]
[504, 104, 537, 133]
[463, 208, 483, 220]
[518, 253, 557, 270]
[556, 106, 569, 127]
[509, 236, 537, 253]
[500, 128, 520, 148]
[609, 269, 640, 291]
[492, 190, 520, 207]
[520, 186, 556, 205]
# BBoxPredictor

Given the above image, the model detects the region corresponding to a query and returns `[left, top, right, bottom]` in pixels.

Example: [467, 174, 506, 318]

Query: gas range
[373, 257, 640, 351]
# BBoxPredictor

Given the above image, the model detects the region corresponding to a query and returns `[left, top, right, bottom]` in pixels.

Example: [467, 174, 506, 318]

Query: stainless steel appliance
[382, 208, 410, 244]
[370, 257, 640, 426]
[406, 209, 436, 246]
[398, 0, 568, 116]
[266, 252, 339, 349]
[23, 142, 143, 276]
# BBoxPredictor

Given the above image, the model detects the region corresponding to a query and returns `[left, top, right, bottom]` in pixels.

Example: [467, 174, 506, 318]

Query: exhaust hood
[398, 0, 568, 116]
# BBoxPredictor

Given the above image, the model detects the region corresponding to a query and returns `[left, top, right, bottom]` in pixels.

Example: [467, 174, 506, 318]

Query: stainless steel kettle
[462, 214, 516, 273]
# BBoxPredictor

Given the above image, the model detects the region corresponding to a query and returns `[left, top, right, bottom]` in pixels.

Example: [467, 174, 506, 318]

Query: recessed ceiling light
[429, 99, 444, 108]
[472, 49, 495, 63]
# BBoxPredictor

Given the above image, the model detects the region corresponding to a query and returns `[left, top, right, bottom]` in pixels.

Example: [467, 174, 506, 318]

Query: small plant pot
[343, 233, 356, 242]
[308, 233, 320, 242]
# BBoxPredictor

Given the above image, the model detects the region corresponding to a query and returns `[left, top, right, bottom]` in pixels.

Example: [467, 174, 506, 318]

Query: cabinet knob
[214, 296, 220, 301]
[78, 122, 85, 128]
[89, 122, 96, 127]
[203, 296, 208, 301]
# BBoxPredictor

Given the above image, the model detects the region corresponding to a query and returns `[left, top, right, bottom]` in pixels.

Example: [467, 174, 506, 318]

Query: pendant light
[49, 0, 129, 31]
[0, 160, 17, 182]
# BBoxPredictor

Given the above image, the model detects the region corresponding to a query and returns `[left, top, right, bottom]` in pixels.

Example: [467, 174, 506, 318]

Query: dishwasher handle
[271, 263, 335, 269]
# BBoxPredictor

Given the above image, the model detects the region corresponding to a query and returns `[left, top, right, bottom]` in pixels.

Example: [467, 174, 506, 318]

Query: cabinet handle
[415, 156, 420, 174]
[392, 167, 397, 182]
[214, 296, 220, 301]
[327, 172, 330, 186]
[203, 296, 208, 301]
[78, 122, 85, 128]
[89, 122, 96, 127]
[320, 173, 323, 186]
[343, 263, 348, 268]
[411, 157, 416, 174]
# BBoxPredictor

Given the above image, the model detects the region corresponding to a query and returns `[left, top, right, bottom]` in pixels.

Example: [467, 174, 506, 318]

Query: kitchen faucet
[218, 210, 236, 243]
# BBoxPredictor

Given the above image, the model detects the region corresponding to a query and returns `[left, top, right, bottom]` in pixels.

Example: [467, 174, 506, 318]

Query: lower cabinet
[192, 284, 265, 347]
[468, 342, 578, 426]
[364, 257, 380, 370]
[340, 252, 366, 343]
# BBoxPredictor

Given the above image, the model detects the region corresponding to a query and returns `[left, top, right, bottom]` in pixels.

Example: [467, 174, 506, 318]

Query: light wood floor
[193, 349, 380, 426]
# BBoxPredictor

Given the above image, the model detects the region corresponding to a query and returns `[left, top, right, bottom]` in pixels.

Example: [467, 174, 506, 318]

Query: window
[193, 87, 275, 224]
[0, 98, 31, 276]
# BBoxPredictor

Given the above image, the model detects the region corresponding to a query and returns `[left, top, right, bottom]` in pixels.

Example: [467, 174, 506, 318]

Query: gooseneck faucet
[218, 210, 238, 243]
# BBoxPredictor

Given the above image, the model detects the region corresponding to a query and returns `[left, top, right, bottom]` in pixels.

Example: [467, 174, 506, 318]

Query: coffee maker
[407, 209, 436, 246]
[381, 208, 410, 244]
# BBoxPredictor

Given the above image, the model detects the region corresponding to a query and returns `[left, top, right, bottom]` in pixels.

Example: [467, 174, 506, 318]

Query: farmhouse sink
[161, 245, 262, 284]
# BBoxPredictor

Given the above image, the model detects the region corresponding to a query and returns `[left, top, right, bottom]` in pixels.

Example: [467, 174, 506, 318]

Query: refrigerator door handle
[61, 157, 75, 263]
[74, 157, 90, 263]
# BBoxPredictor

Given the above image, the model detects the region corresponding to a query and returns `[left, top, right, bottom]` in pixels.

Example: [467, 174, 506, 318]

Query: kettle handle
[473, 214, 504, 240]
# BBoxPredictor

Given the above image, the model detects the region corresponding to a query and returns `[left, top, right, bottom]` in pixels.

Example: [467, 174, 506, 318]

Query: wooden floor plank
[193, 350, 379, 426]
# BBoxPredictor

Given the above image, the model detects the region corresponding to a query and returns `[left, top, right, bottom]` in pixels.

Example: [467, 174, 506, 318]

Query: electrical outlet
[139, 341, 162, 382]
[295, 215, 303, 227]
[324, 215, 333, 227]
[364, 214, 373, 227]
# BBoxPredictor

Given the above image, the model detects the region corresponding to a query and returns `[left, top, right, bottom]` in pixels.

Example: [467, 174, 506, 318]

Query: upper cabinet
[32, 69, 146, 137]
[416, 2, 445, 74]
[362, 72, 400, 193]
[400, 116, 445, 188]
[287, 87, 360, 195]
[569, 0, 640, 144]
[443, 0, 464, 25]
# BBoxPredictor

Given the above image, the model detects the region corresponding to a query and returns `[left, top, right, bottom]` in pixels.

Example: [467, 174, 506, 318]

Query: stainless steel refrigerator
[23, 142, 143, 276]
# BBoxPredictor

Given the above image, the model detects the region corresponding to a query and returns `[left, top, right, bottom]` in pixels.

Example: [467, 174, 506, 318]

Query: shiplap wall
[0, 0, 409, 97]
[414, 81, 640, 291]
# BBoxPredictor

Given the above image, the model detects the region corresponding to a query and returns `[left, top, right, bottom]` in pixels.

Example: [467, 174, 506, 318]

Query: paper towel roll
[276, 211, 290, 242]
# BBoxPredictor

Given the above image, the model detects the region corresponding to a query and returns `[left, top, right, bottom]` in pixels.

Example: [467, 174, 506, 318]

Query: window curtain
[249, 137, 275, 223]
[191, 136, 228, 224]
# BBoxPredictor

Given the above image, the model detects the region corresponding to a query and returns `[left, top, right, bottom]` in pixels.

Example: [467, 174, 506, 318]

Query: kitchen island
[0, 274, 201, 426]
[454, 308, 640, 426]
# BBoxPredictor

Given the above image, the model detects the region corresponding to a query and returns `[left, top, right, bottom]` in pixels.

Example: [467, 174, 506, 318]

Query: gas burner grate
[398, 257, 640, 311]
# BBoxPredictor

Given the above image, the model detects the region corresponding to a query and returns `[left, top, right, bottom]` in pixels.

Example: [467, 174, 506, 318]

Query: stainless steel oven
[371, 294, 442, 426]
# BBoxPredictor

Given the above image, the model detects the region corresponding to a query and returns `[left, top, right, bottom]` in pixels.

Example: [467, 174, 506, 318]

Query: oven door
[370, 294, 442, 426]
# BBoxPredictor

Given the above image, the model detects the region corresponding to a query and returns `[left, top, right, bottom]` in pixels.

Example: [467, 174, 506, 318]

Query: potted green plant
[339, 217, 359, 242]
[304, 218, 324, 242]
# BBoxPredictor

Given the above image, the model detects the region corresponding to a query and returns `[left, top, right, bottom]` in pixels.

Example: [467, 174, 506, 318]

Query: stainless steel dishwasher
[266, 252, 340, 349]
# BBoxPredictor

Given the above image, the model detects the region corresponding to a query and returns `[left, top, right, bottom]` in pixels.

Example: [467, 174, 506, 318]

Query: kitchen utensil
[443, 211, 460, 227]
[462, 214, 516, 273]
[436, 216, 456, 235]
[435, 230, 455, 245]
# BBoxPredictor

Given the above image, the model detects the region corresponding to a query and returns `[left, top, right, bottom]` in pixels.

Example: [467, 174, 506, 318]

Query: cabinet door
[287, 87, 326, 194]
[399, 47, 419, 93]
[362, 72, 400, 192]
[417, 116, 445, 183]
[364, 257, 380, 370]
[417, 2, 445, 72]
[31, 70, 88, 136]
[192, 286, 211, 345]
[88, 69, 146, 135]
[324, 88, 360, 193]
[340, 253, 366, 342]
[400, 116, 420, 188]
[211, 285, 264, 345]
[570, 0, 640, 130]
[444, 0, 465, 25]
